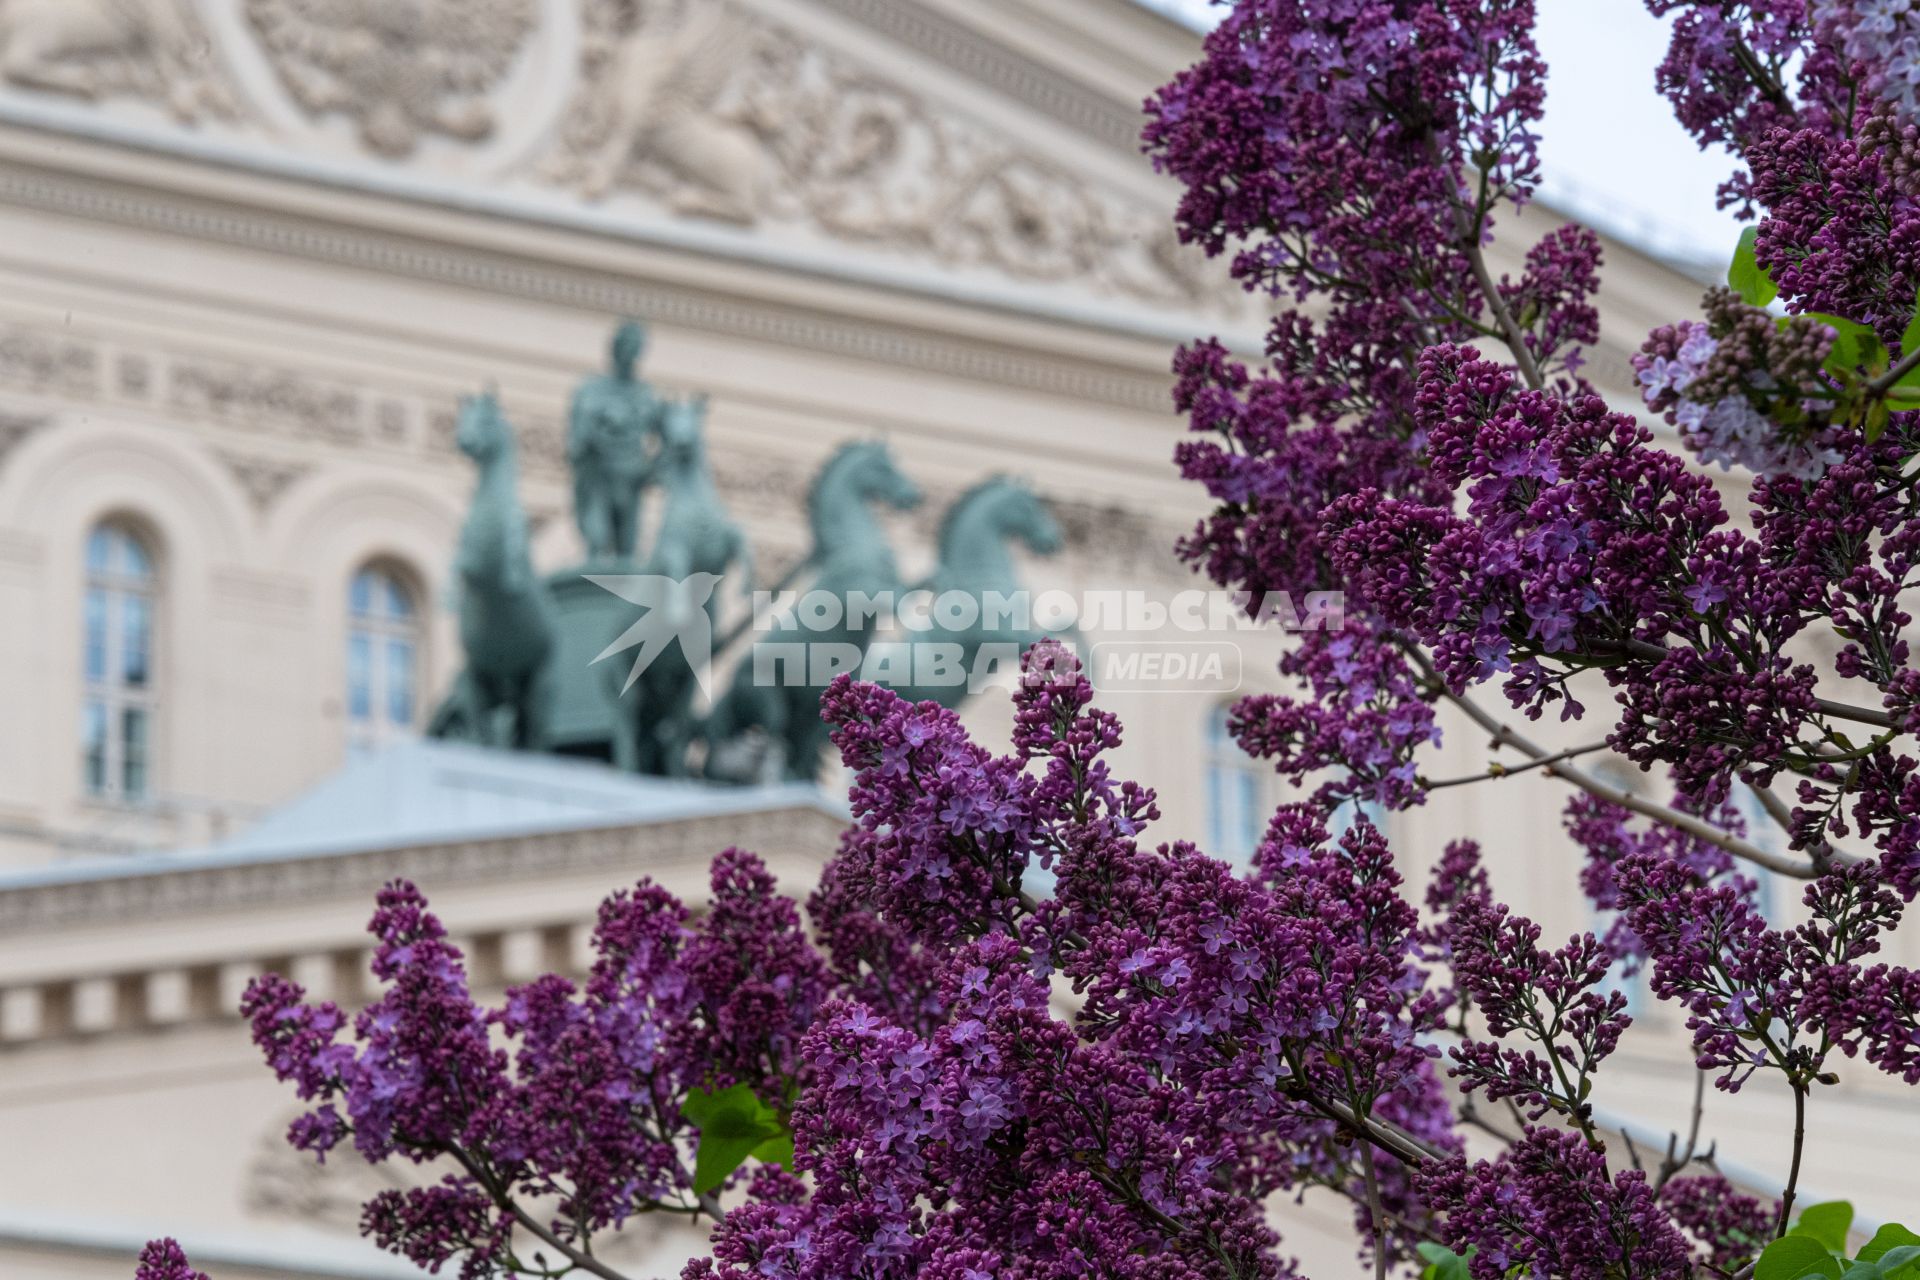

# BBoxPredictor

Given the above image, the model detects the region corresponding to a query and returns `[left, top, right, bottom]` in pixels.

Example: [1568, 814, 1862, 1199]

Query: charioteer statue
[567, 319, 664, 565]
[430, 318, 1064, 784]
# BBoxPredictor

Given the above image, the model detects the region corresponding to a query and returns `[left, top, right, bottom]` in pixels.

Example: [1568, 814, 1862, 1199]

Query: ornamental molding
[808, 0, 1147, 153]
[1050, 493, 1168, 568]
[0, 314, 1179, 567]
[0, 801, 844, 935]
[0, 160, 1182, 412]
[0, 323, 101, 397]
[244, 1124, 410, 1230]
[170, 355, 369, 444]
[0, 334, 1184, 581]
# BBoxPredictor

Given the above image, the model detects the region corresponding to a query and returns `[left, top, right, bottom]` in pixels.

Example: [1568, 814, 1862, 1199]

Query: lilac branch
[447, 1147, 643, 1280]
[1422, 740, 1611, 790]
[1402, 642, 1846, 878]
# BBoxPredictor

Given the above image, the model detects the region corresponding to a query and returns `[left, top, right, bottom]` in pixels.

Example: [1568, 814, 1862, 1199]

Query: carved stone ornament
[545, 0, 1216, 310]
[215, 448, 312, 513]
[243, 0, 539, 157]
[0, 0, 236, 121]
[0, 408, 50, 472]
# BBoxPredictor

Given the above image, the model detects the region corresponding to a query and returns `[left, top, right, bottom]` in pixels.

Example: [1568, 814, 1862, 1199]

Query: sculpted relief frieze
[544, 0, 1216, 310]
[0, 0, 1225, 316]
[241, 0, 540, 157]
[0, 0, 236, 121]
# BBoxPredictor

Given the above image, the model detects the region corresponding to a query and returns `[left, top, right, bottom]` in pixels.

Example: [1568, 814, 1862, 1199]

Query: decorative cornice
[0, 153, 1181, 413]
[0, 801, 845, 935]
[812, 0, 1147, 153]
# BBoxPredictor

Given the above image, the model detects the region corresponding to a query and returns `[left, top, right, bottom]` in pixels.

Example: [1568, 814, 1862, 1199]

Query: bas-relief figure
[574, 0, 763, 222]
[242, 0, 537, 157]
[0, 0, 231, 120]
[0, 0, 1222, 315]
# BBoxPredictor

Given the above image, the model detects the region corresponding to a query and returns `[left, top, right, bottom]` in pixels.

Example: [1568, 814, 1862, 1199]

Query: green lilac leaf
[1730, 227, 1779, 306]
[1860, 1226, 1920, 1265]
[1756, 1235, 1844, 1280]
[1794, 1202, 1855, 1254]
[1414, 1242, 1474, 1280]
[682, 1084, 789, 1196]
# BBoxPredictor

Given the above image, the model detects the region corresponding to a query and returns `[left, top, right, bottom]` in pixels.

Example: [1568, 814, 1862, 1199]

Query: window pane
[347, 632, 372, 720]
[81, 701, 107, 795]
[121, 533, 151, 581]
[1208, 705, 1232, 751]
[122, 594, 150, 687]
[1231, 770, 1258, 857]
[385, 575, 414, 621]
[86, 528, 114, 574]
[387, 638, 415, 725]
[84, 589, 108, 683]
[121, 707, 148, 799]
[350, 570, 374, 618]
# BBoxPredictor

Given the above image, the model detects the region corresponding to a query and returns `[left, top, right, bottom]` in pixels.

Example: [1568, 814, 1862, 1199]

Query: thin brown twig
[1868, 344, 1920, 398]
[1422, 130, 1544, 393]
[1422, 740, 1611, 790]
[1463, 236, 1544, 391]
[1652, 1071, 1711, 1195]
[1775, 1083, 1809, 1239]
[448, 1148, 642, 1280]
[1358, 1140, 1390, 1280]
[1748, 784, 1837, 874]
[1399, 643, 1847, 878]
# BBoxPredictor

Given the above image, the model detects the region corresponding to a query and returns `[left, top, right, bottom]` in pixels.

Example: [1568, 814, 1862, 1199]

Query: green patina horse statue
[606, 394, 751, 775]
[702, 439, 922, 783]
[874, 475, 1064, 708]
[444, 391, 556, 750]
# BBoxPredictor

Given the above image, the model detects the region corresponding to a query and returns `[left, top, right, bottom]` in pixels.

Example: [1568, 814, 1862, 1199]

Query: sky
[1134, 0, 1744, 271]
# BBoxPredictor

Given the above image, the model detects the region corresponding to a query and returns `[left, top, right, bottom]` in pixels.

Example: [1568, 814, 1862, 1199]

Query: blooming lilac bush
[139, 2, 1920, 1278]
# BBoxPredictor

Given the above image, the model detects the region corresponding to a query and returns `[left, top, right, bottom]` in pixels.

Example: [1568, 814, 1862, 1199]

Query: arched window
[1732, 782, 1791, 927]
[1205, 704, 1266, 863]
[82, 521, 157, 801]
[347, 563, 420, 750]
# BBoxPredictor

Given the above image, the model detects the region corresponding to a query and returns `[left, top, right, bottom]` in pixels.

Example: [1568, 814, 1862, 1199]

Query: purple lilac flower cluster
[230, 848, 826, 1278]
[141, 2, 1920, 1277]
[1634, 294, 1842, 480]
[158, 639, 1871, 1280]
[1816, 0, 1920, 125]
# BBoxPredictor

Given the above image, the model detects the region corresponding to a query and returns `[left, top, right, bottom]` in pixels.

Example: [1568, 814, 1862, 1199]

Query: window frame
[345, 561, 423, 751]
[81, 520, 159, 804]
